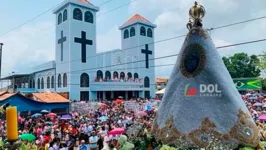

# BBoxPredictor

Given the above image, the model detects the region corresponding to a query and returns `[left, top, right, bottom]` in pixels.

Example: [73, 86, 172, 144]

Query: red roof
[77, 0, 94, 5]
[124, 14, 150, 25]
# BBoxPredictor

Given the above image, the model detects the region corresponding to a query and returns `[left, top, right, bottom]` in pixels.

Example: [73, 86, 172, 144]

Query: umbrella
[109, 128, 125, 135]
[98, 116, 109, 121]
[41, 110, 49, 113]
[114, 99, 123, 104]
[118, 96, 124, 99]
[98, 102, 106, 107]
[31, 113, 42, 118]
[47, 113, 57, 117]
[135, 111, 147, 117]
[253, 102, 263, 106]
[20, 134, 36, 141]
[145, 105, 153, 111]
[262, 104, 266, 108]
[45, 121, 53, 125]
[259, 115, 266, 120]
[60, 114, 72, 120]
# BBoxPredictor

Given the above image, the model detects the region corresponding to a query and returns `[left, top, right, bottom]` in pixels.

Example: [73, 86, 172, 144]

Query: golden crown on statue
[187, 1, 206, 30]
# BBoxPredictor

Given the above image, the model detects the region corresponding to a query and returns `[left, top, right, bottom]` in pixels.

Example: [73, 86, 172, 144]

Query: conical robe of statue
[152, 4, 260, 149]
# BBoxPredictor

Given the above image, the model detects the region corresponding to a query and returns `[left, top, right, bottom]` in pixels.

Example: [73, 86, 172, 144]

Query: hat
[152, 2, 260, 149]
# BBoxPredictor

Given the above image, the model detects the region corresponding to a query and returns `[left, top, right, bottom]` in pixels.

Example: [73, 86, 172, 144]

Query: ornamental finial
[187, 1, 206, 30]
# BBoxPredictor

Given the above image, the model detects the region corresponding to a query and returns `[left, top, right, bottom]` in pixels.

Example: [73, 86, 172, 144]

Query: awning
[156, 88, 165, 94]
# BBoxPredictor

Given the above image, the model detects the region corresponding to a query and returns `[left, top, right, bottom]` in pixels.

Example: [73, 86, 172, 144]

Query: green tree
[222, 53, 261, 78]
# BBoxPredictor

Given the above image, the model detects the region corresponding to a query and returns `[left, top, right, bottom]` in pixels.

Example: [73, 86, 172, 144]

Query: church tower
[119, 14, 157, 98]
[53, 0, 99, 100]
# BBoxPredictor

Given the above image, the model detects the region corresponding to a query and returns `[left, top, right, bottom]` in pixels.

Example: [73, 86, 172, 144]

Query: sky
[0, 0, 266, 79]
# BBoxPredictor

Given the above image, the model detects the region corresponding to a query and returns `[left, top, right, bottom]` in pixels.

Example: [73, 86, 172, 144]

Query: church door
[80, 91, 89, 101]
[144, 91, 150, 99]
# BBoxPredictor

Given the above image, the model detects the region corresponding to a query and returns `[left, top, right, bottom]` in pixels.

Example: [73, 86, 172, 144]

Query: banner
[233, 78, 262, 91]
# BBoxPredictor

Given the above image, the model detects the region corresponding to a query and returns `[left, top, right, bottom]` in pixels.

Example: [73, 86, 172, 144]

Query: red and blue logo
[184, 83, 198, 96]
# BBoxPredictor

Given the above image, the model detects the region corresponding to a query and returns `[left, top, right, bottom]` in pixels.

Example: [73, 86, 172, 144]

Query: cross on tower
[141, 44, 152, 68]
[74, 31, 93, 63]
[58, 31, 67, 61]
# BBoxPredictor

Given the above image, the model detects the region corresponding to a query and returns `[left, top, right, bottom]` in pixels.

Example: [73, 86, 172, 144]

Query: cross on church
[141, 44, 152, 68]
[74, 31, 93, 63]
[58, 31, 67, 61]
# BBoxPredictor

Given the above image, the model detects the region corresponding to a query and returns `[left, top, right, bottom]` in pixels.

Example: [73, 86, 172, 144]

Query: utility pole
[12, 71, 15, 92]
[0, 43, 3, 91]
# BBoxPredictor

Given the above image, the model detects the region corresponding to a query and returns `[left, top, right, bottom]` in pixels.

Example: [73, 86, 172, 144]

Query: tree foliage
[222, 53, 260, 78]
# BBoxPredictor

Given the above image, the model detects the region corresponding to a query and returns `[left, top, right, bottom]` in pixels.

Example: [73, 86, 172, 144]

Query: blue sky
[0, 0, 266, 78]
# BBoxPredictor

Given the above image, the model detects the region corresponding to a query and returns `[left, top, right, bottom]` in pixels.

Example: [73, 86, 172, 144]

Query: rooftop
[156, 78, 169, 83]
[124, 14, 150, 25]
[77, 0, 94, 5]
[31, 93, 70, 103]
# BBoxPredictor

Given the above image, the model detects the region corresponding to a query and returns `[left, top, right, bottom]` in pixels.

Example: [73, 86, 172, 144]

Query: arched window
[105, 71, 111, 79]
[58, 74, 62, 88]
[32, 79, 35, 88]
[80, 73, 89, 87]
[63, 9, 67, 21]
[58, 13, 62, 25]
[124, 29, 129, 39]
[51, 76, 54, 88]
[47, 76, 50, 89]
[85, 11, 93, 23]
[140, 26, 146, 36]
[120, 72, 125, 80]
[37, 78, 40, 89]
[127, 72, 132, 79]
[41, 78, 44, 89]
[113, 71, 118, 79]
[134, 73, 139, 79]
[144, 76, 150, 88]
[147, 28, 153, 37]
[73, 8, 82, 21]
[130, 27, 135, 37]
[96, 70, 103, 80]
[29, 79, 32, 88]
[63, 73, 67, 87]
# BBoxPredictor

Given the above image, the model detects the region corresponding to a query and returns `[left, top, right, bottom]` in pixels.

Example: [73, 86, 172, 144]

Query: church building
[2, 0, 156, 101]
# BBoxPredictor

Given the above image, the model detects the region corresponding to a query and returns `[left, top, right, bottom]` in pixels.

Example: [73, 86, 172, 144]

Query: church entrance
[106, 91, 111, 100]
[80, 91, 89, 101]
[97, 91, 103, 100]
[114, 91, 125, 99]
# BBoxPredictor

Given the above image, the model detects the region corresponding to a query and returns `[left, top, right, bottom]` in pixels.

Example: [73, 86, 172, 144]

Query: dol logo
[185, 83, 222, 97]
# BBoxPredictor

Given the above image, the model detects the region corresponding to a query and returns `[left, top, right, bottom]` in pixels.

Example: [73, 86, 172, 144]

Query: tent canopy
[156, 88, 165, 95]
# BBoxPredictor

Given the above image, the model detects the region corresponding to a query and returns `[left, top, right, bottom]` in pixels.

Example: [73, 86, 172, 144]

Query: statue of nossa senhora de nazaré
[151, 1, 261, 150]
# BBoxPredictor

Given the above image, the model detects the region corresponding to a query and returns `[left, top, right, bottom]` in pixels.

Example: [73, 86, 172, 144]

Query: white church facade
[3, 0, 156, 101]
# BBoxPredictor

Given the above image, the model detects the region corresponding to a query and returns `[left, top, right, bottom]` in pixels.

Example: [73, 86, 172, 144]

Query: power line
[0, 0, 117, 37]
[2, 38, 266, 79]
[2, 13, 266, 77]
[18, 14, 266, 69]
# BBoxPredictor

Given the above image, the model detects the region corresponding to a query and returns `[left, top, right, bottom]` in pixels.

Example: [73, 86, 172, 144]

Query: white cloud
[96, 25, 121, 52]
[0, 22, 54, 77]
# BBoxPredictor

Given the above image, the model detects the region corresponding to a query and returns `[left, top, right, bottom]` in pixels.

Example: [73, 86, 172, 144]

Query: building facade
[3, 0, 156, 101]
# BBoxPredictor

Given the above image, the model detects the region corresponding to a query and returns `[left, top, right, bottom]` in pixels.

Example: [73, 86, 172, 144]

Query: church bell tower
[53, 0, 99, 100]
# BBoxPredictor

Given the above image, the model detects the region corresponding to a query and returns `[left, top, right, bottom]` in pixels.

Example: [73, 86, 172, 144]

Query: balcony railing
[90, 82, 144, 91]
[16, 88, 37, 93]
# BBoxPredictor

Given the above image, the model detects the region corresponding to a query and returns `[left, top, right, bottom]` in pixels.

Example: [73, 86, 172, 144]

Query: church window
[105, 71, 111, 80]
[80, 73, 89, 87]
[73, 8, 82, 21]
[37, 78, 40, 89]
[124, 29, 129, 39]
[47, 76, 50, 89]
[127, 72, 132, 79]
[140, 26, 146, 36]
[144, 76, 150, 88]
[58, 13, 62, 25]
[85, 11, 93, 23]
[63, 9, 67, 21]
[96, 70, 103, 80]
[32, 79, 35, 88]
[130, 27, 135, 37]
[113, 71, 118, 79]
[51, 76, 54, 88]
[58, 74, 62, 88]
[41, 78, 44, 89]
[147, 28, 153, 37]
[134, 73, 139, 79]
[29, 79, 32, 88]
[120, 72, 125, 80]
[63, 73, 67, 87]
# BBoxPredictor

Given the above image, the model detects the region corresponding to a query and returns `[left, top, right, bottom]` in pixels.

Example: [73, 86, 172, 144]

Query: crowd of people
[0, 92, 265, 150]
